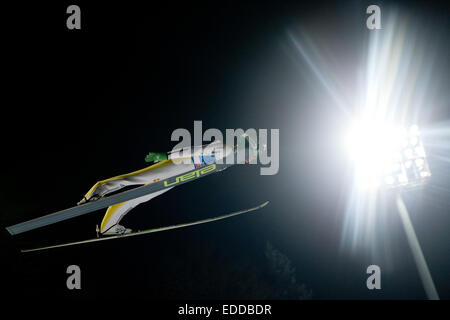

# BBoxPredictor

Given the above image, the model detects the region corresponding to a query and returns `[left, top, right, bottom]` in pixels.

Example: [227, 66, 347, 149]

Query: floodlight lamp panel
[410, 125, 420, 136]
[415, 158, 424, 168]
[385, 176, 395, 185]
[347, 123, 431, 190]
[420, 171, 431, 178]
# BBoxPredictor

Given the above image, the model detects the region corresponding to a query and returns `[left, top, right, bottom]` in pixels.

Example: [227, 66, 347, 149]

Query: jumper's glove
[145, 152, 168, 163]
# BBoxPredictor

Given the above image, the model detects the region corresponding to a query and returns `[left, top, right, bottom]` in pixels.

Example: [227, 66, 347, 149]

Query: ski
[20, 201, 269, 253]
[6, 163, 231, 235]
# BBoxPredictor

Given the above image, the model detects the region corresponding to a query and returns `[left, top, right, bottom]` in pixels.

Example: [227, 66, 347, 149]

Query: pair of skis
[21, 201, 269, 253]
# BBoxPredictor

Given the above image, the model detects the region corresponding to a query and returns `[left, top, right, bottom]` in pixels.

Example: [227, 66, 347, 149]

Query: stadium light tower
[346, 121, 439, 300]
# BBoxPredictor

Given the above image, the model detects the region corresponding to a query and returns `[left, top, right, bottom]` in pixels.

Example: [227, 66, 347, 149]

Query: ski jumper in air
[6, 135, 268, 252]
[77, 141, 233, 236]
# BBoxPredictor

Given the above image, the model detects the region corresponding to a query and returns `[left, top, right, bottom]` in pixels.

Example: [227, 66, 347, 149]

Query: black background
[2, 0, 449, 304]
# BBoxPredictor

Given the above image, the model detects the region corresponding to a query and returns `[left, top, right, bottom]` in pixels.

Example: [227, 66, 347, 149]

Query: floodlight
[345, 121, 438, 299]
[346, 122, 431, 190]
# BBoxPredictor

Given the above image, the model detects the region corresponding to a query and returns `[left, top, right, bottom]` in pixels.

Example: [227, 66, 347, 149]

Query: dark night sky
[2, 0, 449, 301]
